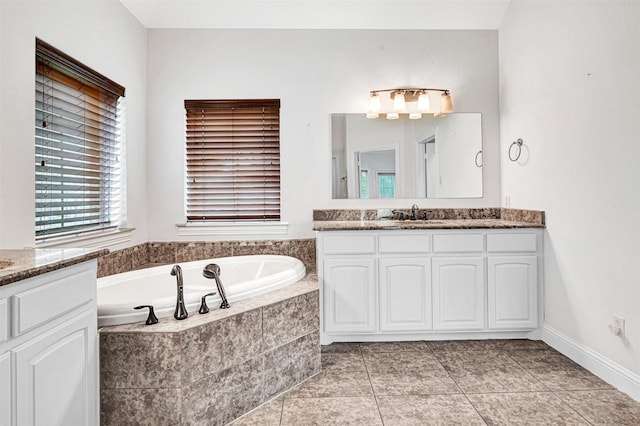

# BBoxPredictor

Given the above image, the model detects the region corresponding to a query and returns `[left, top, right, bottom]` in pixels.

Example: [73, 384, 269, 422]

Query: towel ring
[509, 138, 523, 162]
[474, 150, 483, 168]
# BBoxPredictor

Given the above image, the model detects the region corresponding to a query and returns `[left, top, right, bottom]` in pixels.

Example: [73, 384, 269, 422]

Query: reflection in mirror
[331, 113, 483, 199]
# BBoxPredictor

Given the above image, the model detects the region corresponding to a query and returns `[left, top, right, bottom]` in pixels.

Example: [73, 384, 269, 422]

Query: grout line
[360, 344, 386, 426]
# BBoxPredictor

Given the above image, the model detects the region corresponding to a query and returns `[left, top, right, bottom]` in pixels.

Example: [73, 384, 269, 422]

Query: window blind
[185, 99, 281, 221]
[35, 39, 125, 238]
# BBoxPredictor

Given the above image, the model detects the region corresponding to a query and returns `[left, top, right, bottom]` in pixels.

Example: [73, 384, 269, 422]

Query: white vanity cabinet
[0, 261, 99, 426]
[487, 233, 540, 330]
[432, 257, 485, 330]
[379, 257, 432, 332]
[323, 258, 376, 333]
[317, 229, 543, 343]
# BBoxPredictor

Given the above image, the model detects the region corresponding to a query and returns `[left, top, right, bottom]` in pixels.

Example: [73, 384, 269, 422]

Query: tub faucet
[202, 263, 230, 309]
[171, 265, 189, 320]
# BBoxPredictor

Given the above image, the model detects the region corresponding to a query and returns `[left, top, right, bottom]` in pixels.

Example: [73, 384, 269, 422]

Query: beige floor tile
[363, 350, 443, 373]
[435, 349, 520, 371]
[229, 397, 283, 426]
[467, 392, 589, 425]
[321, 352, 366, 372]
[369, 368, 461, 396]
[427, 339, 497, 353]
[507, 349, 579, 370]
[359, 341, 430, 353]
[281, 397, 382, 425]
[528, 366, 614, 391]
[556, 389, 640, 425]
[491, 339, 550, 351]
[285, 370, 373, 398]
[448, 366, 547, 393]
[321, 342, 361, 354]
[377, 394, 486, 425]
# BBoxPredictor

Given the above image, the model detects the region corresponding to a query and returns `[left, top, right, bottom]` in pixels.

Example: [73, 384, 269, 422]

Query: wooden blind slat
[35, 40, 123, 238]
[184, 99, 280, 221]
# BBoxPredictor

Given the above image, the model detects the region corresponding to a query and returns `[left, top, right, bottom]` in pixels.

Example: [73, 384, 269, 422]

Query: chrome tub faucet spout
[171, 265, 189, 320]
[203, 263, 230, 309]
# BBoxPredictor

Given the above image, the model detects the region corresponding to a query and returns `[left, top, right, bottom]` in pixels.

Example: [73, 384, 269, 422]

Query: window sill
[176, 222, 288, 237]
[35, 228, 135, 250]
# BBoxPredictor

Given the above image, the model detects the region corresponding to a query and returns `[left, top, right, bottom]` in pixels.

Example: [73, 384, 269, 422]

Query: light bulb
[409, 112, 422, 120]
[440, 92, 454, 113]
[392, 92, 406, 112]
[366, 112, 379, 119]
[386, 112, 399, 120]
[417, 92, 431, 112]
[368, 93, 381, 113]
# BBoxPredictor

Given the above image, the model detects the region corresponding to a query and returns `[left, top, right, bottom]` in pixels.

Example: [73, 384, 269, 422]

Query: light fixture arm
[367, 87, 453, 119]
[370, 88, 450, 101]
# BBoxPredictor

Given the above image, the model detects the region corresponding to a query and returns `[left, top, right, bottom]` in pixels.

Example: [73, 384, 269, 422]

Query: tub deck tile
[263, 291, 319, 349]
[181, 308, 264, 386]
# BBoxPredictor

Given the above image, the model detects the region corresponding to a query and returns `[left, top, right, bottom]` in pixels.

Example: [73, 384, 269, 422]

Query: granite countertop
[313, 218, 545, 231]
[312, 207, 545, 231]
[0, 248, 108, 287]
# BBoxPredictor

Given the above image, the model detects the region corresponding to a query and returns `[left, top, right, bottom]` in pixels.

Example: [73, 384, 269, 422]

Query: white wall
[500, 1, 640, 376]
[0, 0, 148, 249]
[147, 29, 501, 241]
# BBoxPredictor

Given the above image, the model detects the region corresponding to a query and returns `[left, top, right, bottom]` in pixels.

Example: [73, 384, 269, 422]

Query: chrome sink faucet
[411, 204, 419, 220]
[171, 265, 189, 320]
[203, 263, 230, 309]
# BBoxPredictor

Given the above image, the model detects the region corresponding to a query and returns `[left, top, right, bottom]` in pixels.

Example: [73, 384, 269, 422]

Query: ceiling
[119, 0, 513, 30]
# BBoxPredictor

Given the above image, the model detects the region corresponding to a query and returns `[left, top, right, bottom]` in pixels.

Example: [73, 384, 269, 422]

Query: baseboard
[542, 324, 640, 402]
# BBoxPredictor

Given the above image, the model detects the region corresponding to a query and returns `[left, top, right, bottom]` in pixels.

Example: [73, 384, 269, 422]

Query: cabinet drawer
[11, 267, 95, 336]
[433, 234, 484, 253]
[379, 234, 430, 254]
[0, 299, 7, 343]
[487, 233, 537, 252]
[323, 235, 376, 255]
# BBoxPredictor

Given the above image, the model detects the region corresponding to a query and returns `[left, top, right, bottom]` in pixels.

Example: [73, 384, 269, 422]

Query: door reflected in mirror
[331, 113, 483, 199]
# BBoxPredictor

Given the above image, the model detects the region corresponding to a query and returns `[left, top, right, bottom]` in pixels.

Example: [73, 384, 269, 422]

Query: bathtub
[97, 255, 306, 327]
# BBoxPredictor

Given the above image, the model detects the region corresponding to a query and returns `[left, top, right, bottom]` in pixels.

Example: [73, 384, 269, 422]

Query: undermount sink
[0, 260, 14, 270]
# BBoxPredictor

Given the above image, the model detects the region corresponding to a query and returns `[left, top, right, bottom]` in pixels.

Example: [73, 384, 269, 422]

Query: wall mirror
[331, 113, 483, 199]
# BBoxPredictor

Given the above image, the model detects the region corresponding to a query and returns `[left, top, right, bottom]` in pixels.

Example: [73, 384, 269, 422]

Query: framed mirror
[331, 113, 483, 199]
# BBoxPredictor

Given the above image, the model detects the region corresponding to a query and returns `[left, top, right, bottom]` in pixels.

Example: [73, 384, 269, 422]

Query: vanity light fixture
[367, 87, 453, 119]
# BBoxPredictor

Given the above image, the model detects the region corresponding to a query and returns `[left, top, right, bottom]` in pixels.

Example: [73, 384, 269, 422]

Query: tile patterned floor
[230, 340, 640, 425]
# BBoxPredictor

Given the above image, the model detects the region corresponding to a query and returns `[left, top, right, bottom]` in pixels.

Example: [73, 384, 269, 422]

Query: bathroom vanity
[0, 248, 105, 426]
[314, 208, 545, 345]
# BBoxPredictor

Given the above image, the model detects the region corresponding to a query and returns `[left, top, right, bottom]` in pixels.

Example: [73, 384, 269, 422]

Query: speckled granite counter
[0, 248, 108, 287]
[313, 207, 545, 231]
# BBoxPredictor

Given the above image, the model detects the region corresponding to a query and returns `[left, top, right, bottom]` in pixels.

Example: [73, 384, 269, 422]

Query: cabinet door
[379, 258, 432, 332]
[323, 258, 376, 333]
[1, 351, 11, 426]
[432, 257, 485, 330]
[488, 256, 538, 330]
[14, 308, 97, 426]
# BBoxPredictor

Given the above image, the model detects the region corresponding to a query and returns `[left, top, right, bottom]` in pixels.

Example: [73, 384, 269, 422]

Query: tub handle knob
[134, 305, 159, 325]
[199, 292, 218, 314]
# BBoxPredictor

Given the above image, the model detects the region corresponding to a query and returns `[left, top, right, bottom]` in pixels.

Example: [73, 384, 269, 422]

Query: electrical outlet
[609, 315, 625, 337]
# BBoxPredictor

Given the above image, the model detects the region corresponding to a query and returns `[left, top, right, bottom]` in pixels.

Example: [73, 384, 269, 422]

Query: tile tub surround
[97, 238, 316, 278]
[313, 207, 545, 231]
[231, 340, 640, 425]
[99, 275, 320, 425]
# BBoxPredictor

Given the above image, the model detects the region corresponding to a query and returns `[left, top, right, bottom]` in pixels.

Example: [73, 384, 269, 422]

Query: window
[184, 99, 281, 221]
[378, 172, 396, 199]
[35, 39, 125, 239]
[359, 170, 368, 199]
